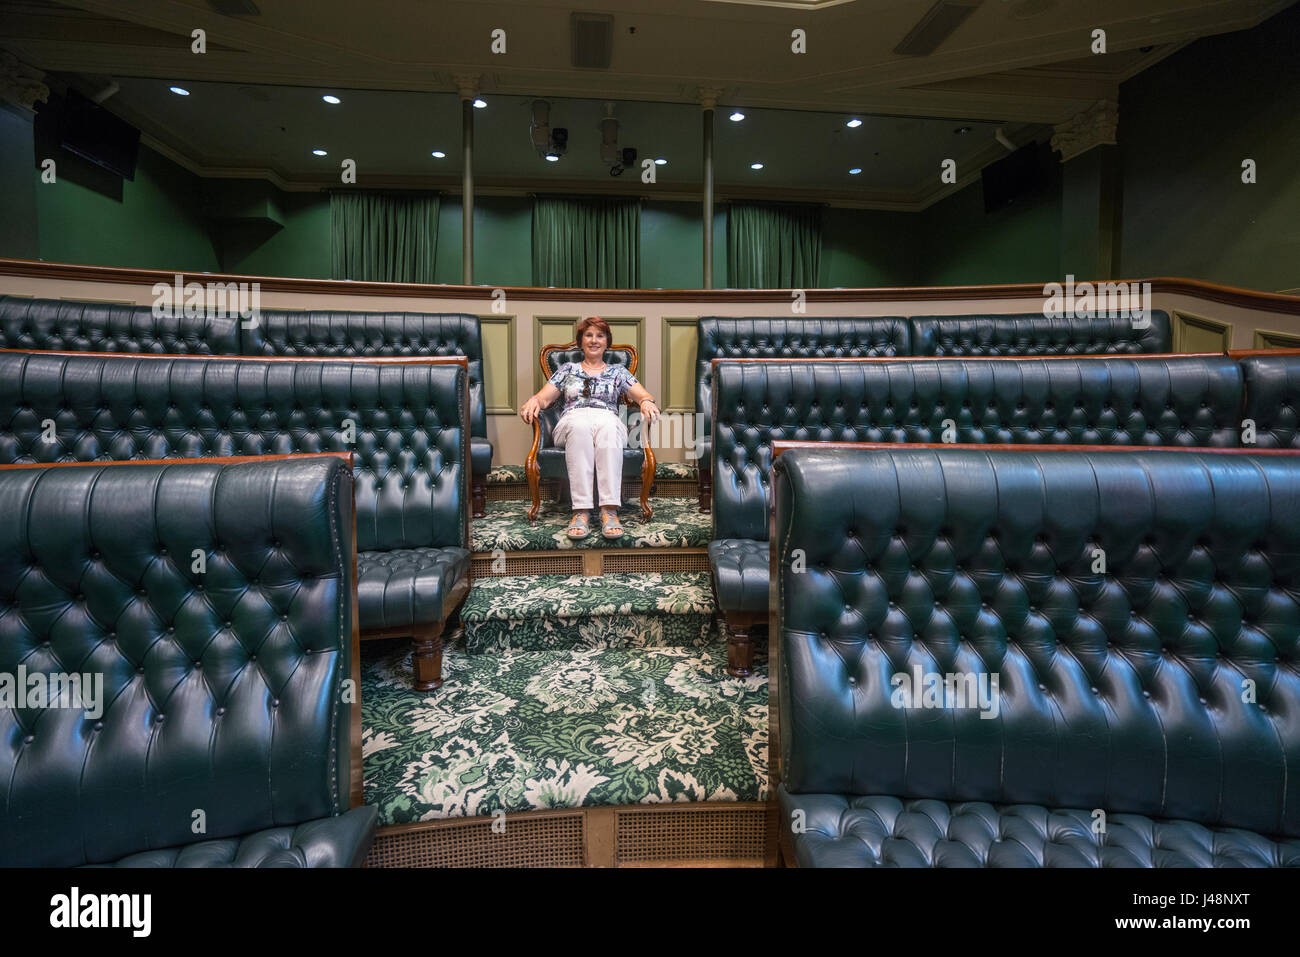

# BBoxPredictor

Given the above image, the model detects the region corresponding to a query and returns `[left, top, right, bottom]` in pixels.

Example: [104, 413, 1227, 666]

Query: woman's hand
[520, 395, 543, 424]
[639, 398, 660, 424]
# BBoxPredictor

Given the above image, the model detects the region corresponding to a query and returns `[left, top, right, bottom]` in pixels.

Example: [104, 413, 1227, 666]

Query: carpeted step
[459, 571, 716, 654]
[472, 497, 709, 553]
[361, 641, 768, 825]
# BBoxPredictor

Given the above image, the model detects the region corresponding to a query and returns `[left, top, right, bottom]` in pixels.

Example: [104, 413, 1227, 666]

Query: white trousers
[552, 407, 627, 510]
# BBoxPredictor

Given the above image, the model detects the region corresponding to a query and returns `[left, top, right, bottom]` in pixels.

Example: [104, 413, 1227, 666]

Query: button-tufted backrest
[712, 356, 1244, 541]
[696, 317, 911, 443]
[1241, 355, 1300, 449]
[0, 352, 469, 551]
[245, 310, 487, 442]
[773, 446, 1300, 837]
[910, 311, 1172, 356]
[0, 456, 357, 866]
[0, 294, 241, 354]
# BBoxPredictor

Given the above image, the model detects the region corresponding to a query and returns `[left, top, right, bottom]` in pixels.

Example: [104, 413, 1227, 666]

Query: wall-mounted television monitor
[57, 89, 140, 181]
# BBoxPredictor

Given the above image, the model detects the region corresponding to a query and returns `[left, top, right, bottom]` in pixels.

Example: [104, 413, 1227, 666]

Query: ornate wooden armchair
[526, 341, 655, 523]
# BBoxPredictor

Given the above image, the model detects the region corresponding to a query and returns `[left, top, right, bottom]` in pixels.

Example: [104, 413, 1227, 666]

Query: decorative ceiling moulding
[1050, 100, 1118, 163]
[3, 260, 1299, 314]
[0, 51, 49, 113]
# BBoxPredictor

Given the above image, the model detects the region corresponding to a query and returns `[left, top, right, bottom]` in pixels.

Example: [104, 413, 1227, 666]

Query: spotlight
[312, 148, 327, 156]
[750, 162, 764, 170]
[954, 126, 972, 134]
[545, 154, 560, 162]
[431, 151, 445, 158]
[849, 167, 862, 174]
[654, 158, 667, 165]
[846, 118, 862, 128]
[729, 111, 745, 122]
[322, 94, 340, 104]
[170, 86, 190, 96]
[473, 98, 487, 109]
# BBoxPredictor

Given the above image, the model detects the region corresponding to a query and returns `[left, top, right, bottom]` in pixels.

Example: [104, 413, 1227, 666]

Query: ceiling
[2, 0, 1294, 207]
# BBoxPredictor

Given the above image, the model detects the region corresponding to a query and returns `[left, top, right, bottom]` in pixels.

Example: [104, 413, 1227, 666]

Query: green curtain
[727, 202, 823, 289]
[330, 190, 440, 283]
[532, 196, 640, 288]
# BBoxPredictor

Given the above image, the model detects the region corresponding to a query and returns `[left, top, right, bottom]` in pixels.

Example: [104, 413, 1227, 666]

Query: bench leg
[698, 469, 711, 514]
[471, 476, 486, 519]
[723, 614, 755, 678]
[411, 623, 445, 691]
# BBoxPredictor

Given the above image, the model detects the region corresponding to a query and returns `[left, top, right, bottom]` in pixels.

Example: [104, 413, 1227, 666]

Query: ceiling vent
[893, 0, 982, 56]
[207, 0, 261, 15]
[571, 12, 613, 69]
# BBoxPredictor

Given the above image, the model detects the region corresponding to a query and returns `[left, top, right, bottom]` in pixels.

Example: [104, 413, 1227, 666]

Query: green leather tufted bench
[0, 455, 377, 867]
[770, 445, 1300, 867]
[0, 350, 472, 690]
[0, 296, 496, 517]
[694, 317, 911, 512]
[709, 355, 1245, 675]
[909, 311, 1172, 357]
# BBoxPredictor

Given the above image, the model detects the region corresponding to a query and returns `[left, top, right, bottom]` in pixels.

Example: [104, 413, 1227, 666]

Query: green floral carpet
[471, 496, 710, 552]
[462, 572, 714, 653]
[487, 463, 698, 484]
[362, 641, 769, 824]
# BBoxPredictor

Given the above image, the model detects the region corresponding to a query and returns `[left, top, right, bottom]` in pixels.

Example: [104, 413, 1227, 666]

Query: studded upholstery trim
[773, 447, 1300, 838]
[713, 356, 1243, 541]
[779, 790, 1300, 867]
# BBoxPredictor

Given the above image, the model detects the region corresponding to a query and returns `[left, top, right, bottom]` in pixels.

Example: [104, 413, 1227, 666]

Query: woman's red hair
[576, 316, 612, 346]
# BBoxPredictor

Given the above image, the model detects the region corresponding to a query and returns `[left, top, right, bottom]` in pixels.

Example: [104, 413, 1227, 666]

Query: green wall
[35, 142, 219, 273]
[820, 207, 923, 287]
[1118, 3, 1300, 291]
[919, 165, 1063, 286]
[0, 106, 38, 260]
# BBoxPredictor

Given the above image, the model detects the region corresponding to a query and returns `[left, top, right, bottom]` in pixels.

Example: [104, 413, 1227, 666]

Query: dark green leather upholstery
[910, 311, 1172, 356]
[245, 308, 492, 476]
[695, 317, 910, 475]
[1241, 355, 1300, 449]
[0, 351, 471, 632]
[0, 293, 241, 354]
[536, 346, 644, 482]
[775, 794, 1300, 867]
[0, 457, 376, 867]
[0, 297, 493, 475]
[772, 446, 1300, 867]
[712, 355, 1242, 543]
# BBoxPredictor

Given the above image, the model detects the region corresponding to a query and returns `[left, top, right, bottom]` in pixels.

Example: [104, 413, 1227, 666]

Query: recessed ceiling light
[729, 111, 745, 122]
[322, 94, 340, 105]
[654, 158, 667, 165]
[545, 153, 559, 162]
[846, 118, 862, 128]
[849, 167, 862, 175]
[169, 86, 189, 96]
[473, 98, 487, 109]
[431, 151, 446, 159]
[750, 162, 764, 170]
[312, 148, 327, 156]
[954, 126, 972, 134]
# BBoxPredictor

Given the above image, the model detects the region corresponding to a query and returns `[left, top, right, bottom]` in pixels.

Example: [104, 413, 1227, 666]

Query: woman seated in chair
[520, 317, 659, 540]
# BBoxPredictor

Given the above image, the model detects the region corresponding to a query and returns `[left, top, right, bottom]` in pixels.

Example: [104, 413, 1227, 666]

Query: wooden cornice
[2, 258, 1300, 314]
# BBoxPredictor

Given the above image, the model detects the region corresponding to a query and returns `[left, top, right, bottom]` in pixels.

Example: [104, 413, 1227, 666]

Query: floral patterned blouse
[548, 362, 640, 418]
